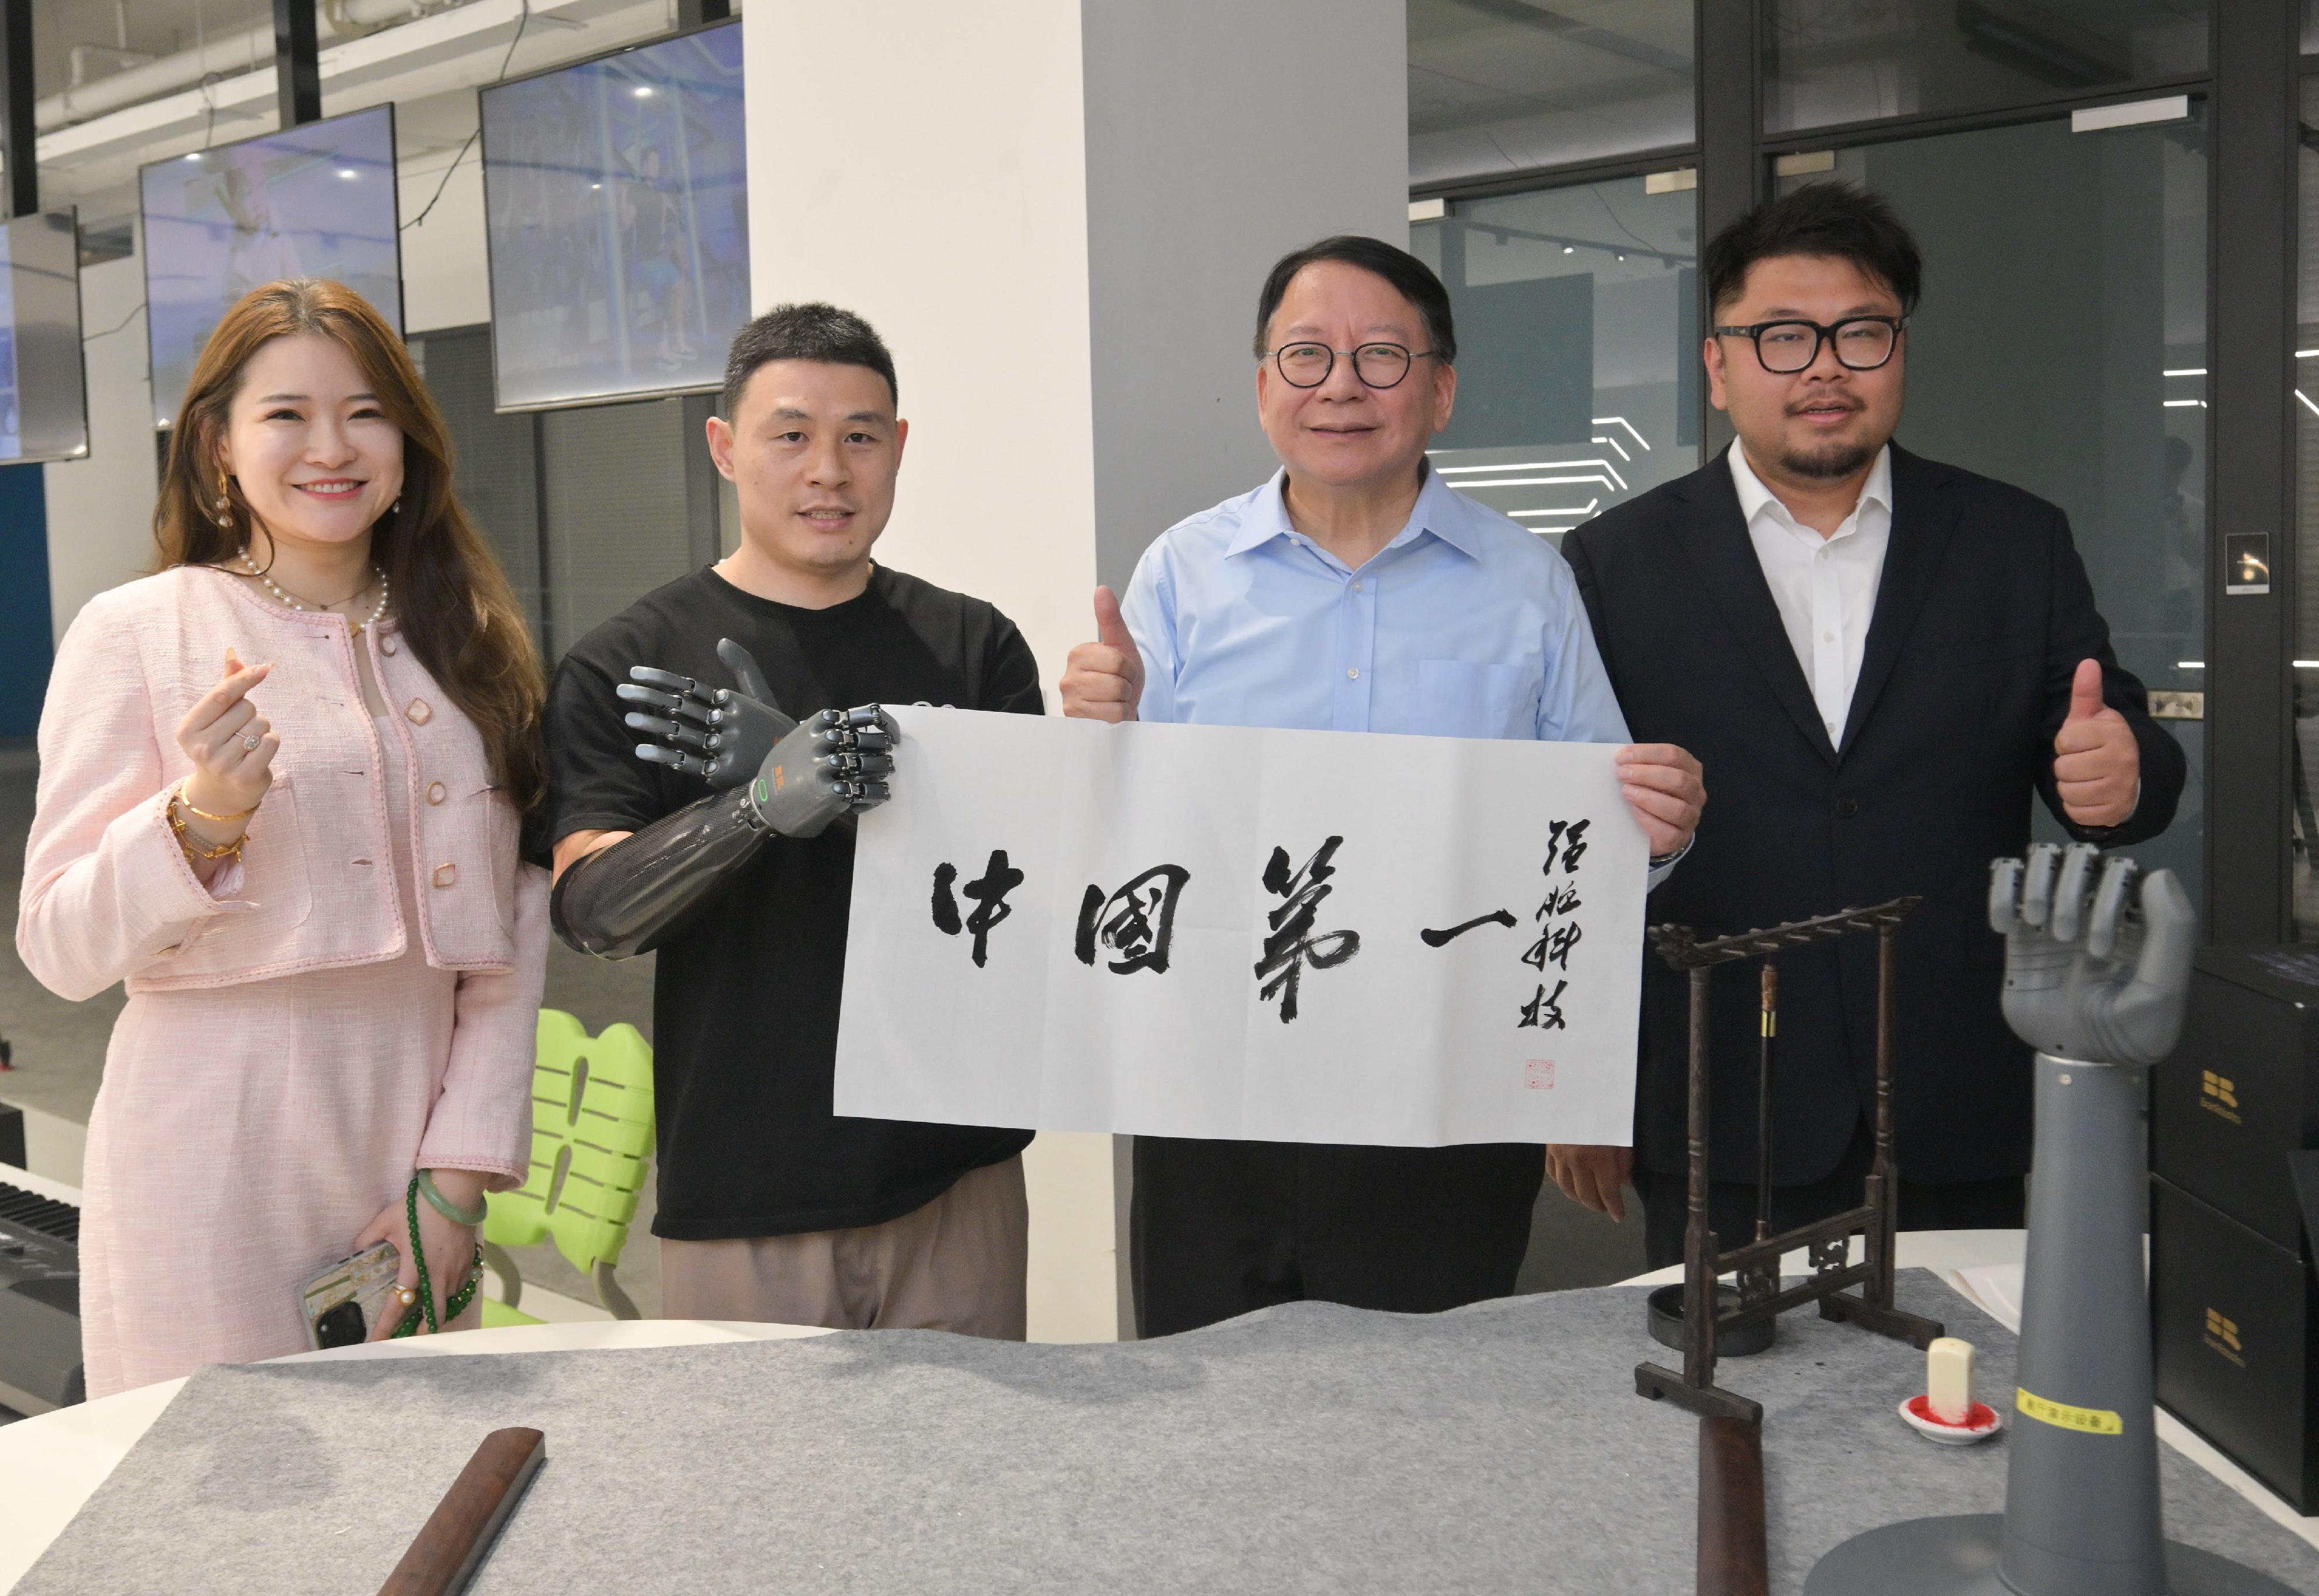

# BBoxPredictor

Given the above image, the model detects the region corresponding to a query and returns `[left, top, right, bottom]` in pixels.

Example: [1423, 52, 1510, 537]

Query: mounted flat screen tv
[0, 209, 89, 464]
[480, 20, 749, 412]
[139, 104, 403, 430]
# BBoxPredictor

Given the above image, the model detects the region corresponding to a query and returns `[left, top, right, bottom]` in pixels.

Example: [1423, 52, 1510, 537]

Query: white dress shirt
[1729, 439, 1893, 748]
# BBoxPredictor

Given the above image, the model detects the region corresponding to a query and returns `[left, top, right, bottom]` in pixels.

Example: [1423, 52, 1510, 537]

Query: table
[2, 1230, 2311, 1591]
[0, 1318, 834, 1593]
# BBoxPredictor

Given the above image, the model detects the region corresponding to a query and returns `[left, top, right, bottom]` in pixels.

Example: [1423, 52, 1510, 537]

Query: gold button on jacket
[405, 699, 432, 725]
[432, 863, 457, 889]
[426, 781, 446, 805]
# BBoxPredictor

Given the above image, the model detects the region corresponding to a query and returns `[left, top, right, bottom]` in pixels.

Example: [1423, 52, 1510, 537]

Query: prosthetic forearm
[553, 697, 899, 959]
[552, 785, 770, 958]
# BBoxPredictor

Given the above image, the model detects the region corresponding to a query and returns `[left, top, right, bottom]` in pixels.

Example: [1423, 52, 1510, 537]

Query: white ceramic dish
[1899, 1393, 2003, 1446]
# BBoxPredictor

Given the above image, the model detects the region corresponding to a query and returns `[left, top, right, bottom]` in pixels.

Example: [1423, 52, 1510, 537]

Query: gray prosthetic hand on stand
[551, 641, 896, 959]
[1809, 845, 2293, 1594]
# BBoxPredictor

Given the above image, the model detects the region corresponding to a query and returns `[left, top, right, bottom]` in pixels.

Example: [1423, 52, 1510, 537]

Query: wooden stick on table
[377, 1427, 546, 1596]
[1698, 1415, 1769, 1596]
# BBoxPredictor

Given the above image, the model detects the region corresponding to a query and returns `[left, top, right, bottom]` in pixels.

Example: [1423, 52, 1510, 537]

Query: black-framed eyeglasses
[1710, 315, 1908, 374]
[1266, 341, 1444, 390]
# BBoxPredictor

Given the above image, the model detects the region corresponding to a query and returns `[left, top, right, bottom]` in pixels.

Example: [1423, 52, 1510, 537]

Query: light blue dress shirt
[1122, 464, 1635, 744]
[1121, 465, 1680, 884]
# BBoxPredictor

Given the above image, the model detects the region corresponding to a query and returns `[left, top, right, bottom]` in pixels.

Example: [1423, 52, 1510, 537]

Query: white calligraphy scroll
[833, 707, 1644, 1148]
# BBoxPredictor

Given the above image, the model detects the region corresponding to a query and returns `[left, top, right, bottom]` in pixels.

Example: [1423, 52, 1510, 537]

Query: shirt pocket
[1415, 659, 1532, 740]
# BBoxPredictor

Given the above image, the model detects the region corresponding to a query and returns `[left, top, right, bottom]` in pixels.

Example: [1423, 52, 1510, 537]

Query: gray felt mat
[21, 1271, 2319, 1594]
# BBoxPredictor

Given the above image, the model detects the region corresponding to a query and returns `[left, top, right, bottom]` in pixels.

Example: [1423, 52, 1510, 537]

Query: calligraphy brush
[1755, 962, 1777, 1244]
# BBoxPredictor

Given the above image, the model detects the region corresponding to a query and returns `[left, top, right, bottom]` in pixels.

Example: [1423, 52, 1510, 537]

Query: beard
[1778, 434, 1879, 482]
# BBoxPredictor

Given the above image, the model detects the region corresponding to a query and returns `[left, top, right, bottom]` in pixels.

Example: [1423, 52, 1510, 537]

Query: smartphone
[299, 1241, 406, 1349]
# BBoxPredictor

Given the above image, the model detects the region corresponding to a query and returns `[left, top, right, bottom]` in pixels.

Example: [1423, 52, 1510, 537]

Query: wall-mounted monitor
[480, 20, 749, 412]
[139, 104, 404, 430]
[0, 209, 89, 465]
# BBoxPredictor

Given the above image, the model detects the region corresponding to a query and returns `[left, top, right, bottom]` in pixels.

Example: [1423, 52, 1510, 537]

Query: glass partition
[1764, 1, 2206, 134]
[2291, 77, 2319, 935]
[1410, 173, 1700, 540]
[541, 396, 696, 657]
[1409, 0, 1694, 188]
[1781, 108, 2209, 900]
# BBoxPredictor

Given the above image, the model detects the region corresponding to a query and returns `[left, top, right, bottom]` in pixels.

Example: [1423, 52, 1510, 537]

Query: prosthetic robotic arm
[552, 640, 896, 959]
[1987, 839, 2195, 1065]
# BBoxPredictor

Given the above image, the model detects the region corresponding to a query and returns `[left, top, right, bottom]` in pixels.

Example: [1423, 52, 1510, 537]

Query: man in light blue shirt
[1061, 235, 1706, 1337]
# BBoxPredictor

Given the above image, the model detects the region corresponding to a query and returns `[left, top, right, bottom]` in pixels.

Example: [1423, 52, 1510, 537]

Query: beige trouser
[658, 1155, 1028, 1340]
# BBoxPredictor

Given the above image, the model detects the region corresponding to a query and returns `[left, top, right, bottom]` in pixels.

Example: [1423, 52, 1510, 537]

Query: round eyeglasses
[1266, 341, 1443, 390]
[1711, 315, 1908, 375]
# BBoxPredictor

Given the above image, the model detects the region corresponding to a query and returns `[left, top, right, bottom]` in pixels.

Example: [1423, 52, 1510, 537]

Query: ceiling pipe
[34, 0, 438, 132]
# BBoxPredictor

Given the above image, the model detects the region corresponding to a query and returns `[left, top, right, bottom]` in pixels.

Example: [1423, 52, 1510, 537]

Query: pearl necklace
[239, 551, 391, 634]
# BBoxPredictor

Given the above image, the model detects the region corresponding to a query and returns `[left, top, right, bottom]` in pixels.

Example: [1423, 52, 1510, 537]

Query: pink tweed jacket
[16, 566, 547, 1175]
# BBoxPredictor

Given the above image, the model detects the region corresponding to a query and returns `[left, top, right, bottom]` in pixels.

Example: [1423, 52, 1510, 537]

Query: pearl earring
[214, 473, 231, 522]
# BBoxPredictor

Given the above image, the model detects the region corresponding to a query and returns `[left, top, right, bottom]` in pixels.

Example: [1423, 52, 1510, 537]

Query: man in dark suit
[1551, 184, 2185, 1267]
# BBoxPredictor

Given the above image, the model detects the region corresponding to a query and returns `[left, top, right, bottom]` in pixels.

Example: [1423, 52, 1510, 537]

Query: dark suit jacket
[1562, 443, 2186, 1186]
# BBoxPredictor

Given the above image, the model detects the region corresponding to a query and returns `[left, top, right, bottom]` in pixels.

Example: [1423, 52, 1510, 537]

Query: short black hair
[721, 301, 897, 419]
[1703, 183, 1922, 318]
[1253, 235, 1457, 365]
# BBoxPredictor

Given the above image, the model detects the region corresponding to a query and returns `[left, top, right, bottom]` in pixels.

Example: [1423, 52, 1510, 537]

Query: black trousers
[1633, 1119, 2026, 1272]
[1129, 1136, 1543, 1338]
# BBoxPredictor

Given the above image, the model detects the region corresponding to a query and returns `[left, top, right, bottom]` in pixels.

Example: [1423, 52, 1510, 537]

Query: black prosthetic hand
[552, 692, 900, 958]
[746, 706, 896, 838]
[616, 638, 797, 789]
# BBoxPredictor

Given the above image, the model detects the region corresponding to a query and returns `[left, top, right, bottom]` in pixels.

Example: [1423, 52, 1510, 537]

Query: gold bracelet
[167, 788, 246, 864]
[175, 780, 259, 823]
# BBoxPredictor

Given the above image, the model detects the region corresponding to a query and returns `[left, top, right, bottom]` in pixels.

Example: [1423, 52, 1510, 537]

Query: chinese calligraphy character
[1420, 909, 1517, 947]
[1076, 864, 1191, 973]
[1519, 979, 1568, 1031]
[930, 849, 1024, 968]
[1521, 920, 1583, 972]
[1253, 835, 1361, 1023]
[1541, 817, 1591, 877]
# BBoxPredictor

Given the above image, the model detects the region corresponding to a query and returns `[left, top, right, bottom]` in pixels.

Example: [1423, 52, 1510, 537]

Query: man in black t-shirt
[546, 303, 1045, 1337]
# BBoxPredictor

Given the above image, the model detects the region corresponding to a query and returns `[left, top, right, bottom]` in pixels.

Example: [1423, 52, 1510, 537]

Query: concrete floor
[0, 739, 1643, 1341]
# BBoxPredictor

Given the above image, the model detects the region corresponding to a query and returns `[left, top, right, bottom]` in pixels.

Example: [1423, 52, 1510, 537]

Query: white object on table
[1898, 1394, 2002, 1446]
[1925, 1336, 1975, 1424]
[1619, 1230, 2319, 1554]
[0, 1318, 834, 1593]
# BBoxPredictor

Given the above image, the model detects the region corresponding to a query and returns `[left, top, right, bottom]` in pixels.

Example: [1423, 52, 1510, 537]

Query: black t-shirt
[547, 563, 1044, 1239]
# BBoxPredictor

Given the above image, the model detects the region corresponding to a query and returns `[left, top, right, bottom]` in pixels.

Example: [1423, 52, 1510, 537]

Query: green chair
[479, 1009, 656, 1327]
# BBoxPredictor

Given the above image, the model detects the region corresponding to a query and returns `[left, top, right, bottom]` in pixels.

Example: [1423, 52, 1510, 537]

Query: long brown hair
[155, 279, 547, 813]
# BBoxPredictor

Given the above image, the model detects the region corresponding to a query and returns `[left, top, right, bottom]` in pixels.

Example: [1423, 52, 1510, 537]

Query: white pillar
[747, 0, 1406, 1341]
[43, 248, 158, 642]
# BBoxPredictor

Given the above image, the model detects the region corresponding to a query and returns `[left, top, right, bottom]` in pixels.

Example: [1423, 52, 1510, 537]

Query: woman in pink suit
[16, 279, 550, 1396]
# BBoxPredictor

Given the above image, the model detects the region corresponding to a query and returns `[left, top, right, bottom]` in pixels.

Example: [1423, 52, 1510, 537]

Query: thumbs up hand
[2053, 657, 2140, 828]
[1060, 586, 1146, 723]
